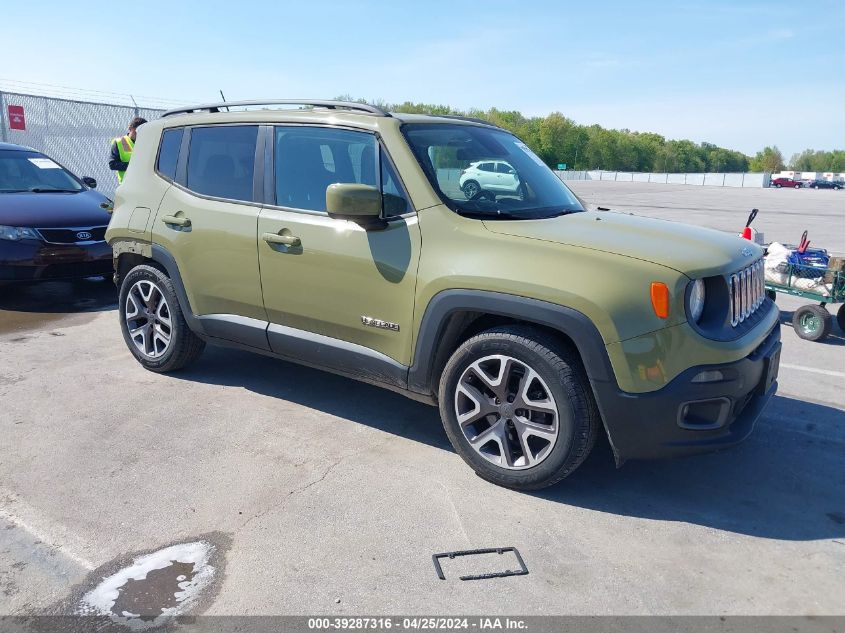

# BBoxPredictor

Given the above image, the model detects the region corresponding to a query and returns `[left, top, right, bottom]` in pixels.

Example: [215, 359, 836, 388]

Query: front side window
[0, 150, 82, 193]
[402, 123, 584, 220]
[274, 127, 377, 213]
[156, 128, 183, 181]
[186, 125, 257, 202]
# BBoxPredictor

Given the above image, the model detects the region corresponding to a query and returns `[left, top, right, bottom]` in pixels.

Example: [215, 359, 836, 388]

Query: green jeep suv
[106, 100, 781, 490]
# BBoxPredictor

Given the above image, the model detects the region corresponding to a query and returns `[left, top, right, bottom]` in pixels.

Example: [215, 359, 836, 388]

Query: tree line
[340, 96, 841, 174]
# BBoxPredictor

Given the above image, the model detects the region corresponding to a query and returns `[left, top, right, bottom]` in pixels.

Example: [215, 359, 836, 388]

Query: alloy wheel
[454, 354, 560, 470]
[125, 280, 172, 358]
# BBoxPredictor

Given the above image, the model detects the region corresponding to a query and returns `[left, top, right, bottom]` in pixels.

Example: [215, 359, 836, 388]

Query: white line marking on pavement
[780, 363, 845, 379]
[0, 507, 95, 570]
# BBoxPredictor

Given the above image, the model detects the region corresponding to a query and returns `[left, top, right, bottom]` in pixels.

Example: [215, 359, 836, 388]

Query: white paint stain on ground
[76, 541, 215, 630]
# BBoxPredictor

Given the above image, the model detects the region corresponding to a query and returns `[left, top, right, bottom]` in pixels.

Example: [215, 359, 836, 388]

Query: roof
[157, 99, 500, 130]
[0, 142, 36, 152]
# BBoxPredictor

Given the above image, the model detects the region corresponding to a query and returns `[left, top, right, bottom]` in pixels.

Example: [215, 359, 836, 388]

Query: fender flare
[407, 289, 615, 395]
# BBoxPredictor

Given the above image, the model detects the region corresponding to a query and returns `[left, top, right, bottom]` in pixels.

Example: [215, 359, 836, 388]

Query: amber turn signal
[650, 282, 670, 318]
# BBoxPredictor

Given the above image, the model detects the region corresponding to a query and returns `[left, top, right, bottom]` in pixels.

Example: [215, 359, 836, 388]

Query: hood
[483, 210, 762, 277]
[0, 189, 112, 228]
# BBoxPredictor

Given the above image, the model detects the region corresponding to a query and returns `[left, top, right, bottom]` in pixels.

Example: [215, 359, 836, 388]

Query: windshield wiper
[458, 209, 522, 220]
[28, 188, 80, 193]
[0, 189, 30, 193]
[458, 207, 582, 220]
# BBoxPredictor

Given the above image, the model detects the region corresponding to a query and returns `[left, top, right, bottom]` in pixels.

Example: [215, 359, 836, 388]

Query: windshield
[401, 123, 584, 220]
[0, 150, 83, 193]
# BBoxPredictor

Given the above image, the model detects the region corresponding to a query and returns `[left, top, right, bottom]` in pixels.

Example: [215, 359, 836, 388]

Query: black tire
[837, 304, 845, 333]
[766, 289, 777, 302]
[118, 264, 205, 372]
[795, 183, 802, 188]
[792, 304, 832, 342]
[462, 180, 481, 200]
[775, 183, 782, 188]
[438, 325, 600, 490]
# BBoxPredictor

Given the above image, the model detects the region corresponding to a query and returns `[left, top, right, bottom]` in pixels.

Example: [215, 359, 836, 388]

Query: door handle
[262, 232, 301, 247]
[161, 215, 191, 227]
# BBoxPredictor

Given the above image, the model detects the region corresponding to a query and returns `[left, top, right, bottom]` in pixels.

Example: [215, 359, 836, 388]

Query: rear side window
[274, 126, 376, 212]
[156, 128, 183, 181]
[186, 125, 258, 202]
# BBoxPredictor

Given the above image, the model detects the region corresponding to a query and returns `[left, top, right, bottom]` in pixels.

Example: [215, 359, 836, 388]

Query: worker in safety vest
[108, 116, 147, 184]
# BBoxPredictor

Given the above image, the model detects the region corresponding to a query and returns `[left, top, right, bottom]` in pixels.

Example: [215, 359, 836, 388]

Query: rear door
[257, 125, 421, 367]
[154, 124, 266, 323]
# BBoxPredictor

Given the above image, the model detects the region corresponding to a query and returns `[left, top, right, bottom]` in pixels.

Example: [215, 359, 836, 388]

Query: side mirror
[326, 183, 384, 228]
[82, 176, 97, 189]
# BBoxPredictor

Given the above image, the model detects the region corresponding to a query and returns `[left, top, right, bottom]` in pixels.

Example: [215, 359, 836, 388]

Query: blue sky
[3, 0, 843, 158]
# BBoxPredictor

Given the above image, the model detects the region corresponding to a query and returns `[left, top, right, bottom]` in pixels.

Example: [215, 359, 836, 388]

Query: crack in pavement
[237, 434, 399, 531]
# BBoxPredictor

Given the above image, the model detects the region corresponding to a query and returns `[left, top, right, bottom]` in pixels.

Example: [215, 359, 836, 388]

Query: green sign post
[557, 163, 566, 170]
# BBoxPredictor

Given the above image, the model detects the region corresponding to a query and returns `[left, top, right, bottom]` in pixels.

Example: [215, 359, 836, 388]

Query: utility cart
[765, 258, 845, 342]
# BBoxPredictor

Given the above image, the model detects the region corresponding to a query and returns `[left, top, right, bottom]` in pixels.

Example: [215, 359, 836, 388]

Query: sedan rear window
[0, 150, 83, 193]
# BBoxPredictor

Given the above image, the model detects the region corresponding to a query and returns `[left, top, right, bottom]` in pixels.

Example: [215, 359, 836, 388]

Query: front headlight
[0, 226, 41, 241]
[688, 278, 706, 323]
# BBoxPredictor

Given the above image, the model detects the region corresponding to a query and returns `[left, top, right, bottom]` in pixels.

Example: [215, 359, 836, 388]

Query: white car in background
[459, 160, 520, 199]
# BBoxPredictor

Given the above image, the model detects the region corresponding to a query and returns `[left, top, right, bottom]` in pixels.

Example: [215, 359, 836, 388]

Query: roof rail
[161, 99, 390, 118]
[435, 114, 498, 127]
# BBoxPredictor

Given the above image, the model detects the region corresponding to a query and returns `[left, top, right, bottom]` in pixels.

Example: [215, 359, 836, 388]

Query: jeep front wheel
[438, 326, 600, 490]
[119, 264, 205, 372]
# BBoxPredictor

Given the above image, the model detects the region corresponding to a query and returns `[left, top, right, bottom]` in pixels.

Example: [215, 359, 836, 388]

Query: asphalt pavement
[1, 182, 843, 622]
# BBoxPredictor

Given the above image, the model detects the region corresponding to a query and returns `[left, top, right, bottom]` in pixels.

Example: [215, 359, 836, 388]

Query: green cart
[765, 261, 845, 342]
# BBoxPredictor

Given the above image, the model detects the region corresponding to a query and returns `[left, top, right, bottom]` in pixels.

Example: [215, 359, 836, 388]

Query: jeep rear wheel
[119, 264, 205, 372]
[438, 326, 600, 490]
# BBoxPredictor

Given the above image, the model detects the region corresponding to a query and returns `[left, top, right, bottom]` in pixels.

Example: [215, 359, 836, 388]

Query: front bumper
[592, 323, 781, 463]
[0, 239, 112, 281]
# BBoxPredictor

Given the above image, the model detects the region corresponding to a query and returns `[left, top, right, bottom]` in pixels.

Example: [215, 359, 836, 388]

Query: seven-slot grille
[36, 226, 108, 244]
[729, 258, 765, 326]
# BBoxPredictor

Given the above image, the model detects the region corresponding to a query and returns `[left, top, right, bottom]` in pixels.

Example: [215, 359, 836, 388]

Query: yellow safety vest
[113, 135, 134, 183]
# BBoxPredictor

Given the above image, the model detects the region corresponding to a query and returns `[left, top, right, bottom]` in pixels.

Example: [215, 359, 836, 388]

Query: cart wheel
[792, 305, 832, 342]
[766, 289, 777, 302]
[837, 304, 845, 333]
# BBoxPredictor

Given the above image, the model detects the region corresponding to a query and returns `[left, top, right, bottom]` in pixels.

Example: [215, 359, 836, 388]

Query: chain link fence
[0, 91, 164, 198]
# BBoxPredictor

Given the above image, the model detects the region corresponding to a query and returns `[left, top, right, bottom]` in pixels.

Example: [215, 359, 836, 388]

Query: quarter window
[274, 127, 377, 213]
[186, 125, 258, 202]
[156, 128, 183, 181]
[381, 149, 409, 216]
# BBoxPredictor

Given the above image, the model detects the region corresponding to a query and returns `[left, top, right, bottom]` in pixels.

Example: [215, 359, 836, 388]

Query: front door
[257, 126, 421, 368]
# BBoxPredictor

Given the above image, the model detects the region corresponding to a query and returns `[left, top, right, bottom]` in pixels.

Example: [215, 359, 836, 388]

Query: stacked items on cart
[760, 230, 845, 342]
